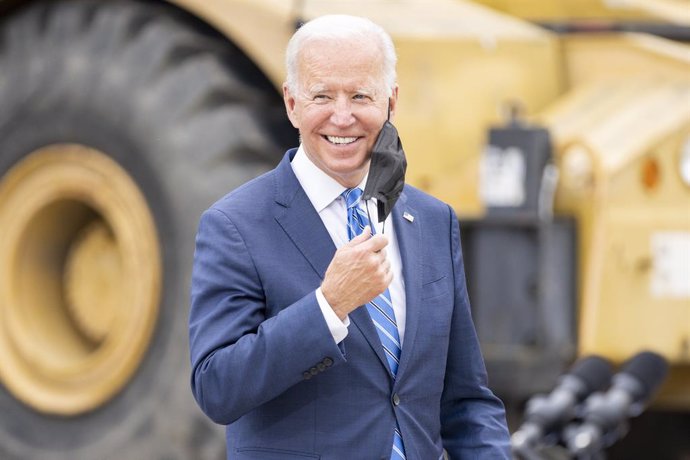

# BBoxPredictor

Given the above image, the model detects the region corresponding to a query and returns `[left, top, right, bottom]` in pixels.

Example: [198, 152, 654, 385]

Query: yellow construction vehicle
[0, 0, 687, 458]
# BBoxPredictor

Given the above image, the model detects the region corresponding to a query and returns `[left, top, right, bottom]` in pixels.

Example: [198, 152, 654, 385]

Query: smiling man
[189, 15, 511, 459]
[283, 27, 397, 190]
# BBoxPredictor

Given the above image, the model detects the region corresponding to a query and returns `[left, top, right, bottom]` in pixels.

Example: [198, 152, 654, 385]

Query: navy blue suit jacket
[189, 149, 511, 459]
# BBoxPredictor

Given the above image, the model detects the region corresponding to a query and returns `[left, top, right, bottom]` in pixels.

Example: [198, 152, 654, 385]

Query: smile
[325, 135, 358, 145]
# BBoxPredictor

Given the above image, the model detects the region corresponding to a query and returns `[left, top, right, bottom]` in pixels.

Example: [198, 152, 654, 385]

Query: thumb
[347, 225, 372, 245]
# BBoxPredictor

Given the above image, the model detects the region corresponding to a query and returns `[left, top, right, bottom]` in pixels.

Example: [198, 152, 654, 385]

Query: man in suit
[189, 14, 511, 459]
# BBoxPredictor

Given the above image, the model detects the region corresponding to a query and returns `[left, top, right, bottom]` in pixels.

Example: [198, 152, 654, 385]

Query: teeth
[327, 136, 357, 145]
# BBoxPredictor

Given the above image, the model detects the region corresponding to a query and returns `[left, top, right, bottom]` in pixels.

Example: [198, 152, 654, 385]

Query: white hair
[285, 14, 397, 97]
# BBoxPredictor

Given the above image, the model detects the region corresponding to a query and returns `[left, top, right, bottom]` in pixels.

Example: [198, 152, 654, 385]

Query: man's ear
[388, 85, 399, 122]
[283, 83, 299, 129]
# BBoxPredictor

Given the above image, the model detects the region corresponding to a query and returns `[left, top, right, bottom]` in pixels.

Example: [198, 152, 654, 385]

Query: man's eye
[353, 94, 368, 101]
[313, 94, 329, 101]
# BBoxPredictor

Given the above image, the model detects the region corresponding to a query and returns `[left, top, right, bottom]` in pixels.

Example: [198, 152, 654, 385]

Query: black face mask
[362, 119, 407, 223]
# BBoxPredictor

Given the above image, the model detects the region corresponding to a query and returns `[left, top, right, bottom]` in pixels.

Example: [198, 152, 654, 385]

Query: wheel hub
[0, 144, 161, 415]
[64, 220, 122, 345]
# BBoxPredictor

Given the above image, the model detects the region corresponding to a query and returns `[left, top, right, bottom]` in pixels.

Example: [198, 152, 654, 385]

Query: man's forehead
[297, 47, 384, 91]
[304, 82, 379, 94]
[300, 36, 382, 64]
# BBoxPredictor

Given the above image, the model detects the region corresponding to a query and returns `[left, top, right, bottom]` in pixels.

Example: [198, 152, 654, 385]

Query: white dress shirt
[291, 145, 407, 345]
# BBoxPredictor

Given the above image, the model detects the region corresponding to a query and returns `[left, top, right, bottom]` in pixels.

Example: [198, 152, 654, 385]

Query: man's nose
[330, 96, 355, 127]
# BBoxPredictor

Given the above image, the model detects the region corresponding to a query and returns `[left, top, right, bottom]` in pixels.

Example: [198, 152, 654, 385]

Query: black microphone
[565, 351, 669, 458]
[512, 355, 614, 456]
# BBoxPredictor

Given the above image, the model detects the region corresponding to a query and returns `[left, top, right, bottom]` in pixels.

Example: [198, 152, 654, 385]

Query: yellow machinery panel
[543, 62, 690, 405]
[473, 0, 690, 23]
[562, 33, 690, 86]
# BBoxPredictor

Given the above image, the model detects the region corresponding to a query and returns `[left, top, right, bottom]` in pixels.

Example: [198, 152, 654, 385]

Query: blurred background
[0, 0, 688, 458]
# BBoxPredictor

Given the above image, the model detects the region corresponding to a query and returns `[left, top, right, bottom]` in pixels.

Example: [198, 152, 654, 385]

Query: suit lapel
[391, 192, 422, 381]
[273, 150, 335, 279]
[350, 306, 391, 377]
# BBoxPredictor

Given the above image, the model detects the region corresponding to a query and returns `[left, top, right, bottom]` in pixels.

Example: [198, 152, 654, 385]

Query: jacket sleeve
[440, 206, 512, 459]
[188, 207, 345, 425]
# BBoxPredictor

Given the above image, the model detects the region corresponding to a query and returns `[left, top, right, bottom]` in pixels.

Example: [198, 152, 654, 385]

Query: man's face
[283, 38, 398, 188]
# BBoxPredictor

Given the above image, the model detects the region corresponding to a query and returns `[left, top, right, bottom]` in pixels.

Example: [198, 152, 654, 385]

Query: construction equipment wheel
[0, 0, 293, 458]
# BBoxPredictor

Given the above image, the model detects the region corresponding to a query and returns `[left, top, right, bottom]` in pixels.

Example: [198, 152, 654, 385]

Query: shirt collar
[291, 145, 369, 212]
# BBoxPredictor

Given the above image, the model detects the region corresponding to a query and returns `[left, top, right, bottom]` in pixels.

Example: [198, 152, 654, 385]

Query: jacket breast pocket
[421, 274, 449, 301]
[421, 271, 452, 336]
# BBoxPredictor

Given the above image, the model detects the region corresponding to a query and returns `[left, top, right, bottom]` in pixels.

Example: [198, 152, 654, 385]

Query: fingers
[381, 256, 392, 274]
[321, 225, 394, 316]
[347, 225, 372, 245]
[366, 235, 388, 254]
[348, 226, 389, 252]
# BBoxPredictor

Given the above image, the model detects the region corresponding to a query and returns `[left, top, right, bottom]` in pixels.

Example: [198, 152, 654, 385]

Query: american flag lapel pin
[403, 211, 414, 223]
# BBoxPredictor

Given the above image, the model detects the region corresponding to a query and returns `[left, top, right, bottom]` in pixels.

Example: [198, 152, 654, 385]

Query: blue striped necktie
[342, 187, 406, 460]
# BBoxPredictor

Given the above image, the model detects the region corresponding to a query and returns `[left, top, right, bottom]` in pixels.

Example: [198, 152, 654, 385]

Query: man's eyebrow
[306, 84, 329, 94]
[300, 84, 382, 100]
[355, 87, 377, 96]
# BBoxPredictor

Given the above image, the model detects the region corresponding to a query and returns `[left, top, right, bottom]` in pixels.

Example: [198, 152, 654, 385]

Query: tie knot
[342, 188, 363, 209]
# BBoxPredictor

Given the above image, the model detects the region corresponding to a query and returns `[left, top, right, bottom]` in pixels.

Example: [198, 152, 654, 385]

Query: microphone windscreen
[621, 351, 668, 401]
[569, 355, 614, 395]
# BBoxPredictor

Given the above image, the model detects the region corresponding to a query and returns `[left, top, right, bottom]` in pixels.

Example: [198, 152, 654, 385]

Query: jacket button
[310, 367, 318, 376]
[317, 362, 326, 372]
[392, 393, 400, 406]
[323, 357, 334, 367]
[303, 371, 312, 380]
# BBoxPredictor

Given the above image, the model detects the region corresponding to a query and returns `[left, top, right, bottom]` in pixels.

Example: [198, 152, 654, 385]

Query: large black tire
[0, 1, 294, 458]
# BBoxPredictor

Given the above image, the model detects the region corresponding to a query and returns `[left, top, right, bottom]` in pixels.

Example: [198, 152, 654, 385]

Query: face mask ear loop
[364, 200, 375, 236]
[364, 199, 386, 236]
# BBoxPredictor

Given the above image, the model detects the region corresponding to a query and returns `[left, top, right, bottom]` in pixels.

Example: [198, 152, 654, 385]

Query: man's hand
[321, 226, 393, 320]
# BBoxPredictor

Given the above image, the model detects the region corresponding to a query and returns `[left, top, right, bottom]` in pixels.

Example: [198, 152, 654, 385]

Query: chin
[330, 159, 365, 174]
